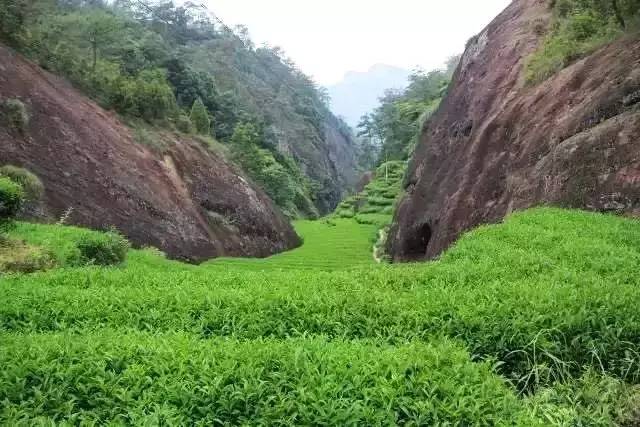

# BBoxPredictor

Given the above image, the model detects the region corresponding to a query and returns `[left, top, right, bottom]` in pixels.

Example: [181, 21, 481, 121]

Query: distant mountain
[327, 64, 410, 127]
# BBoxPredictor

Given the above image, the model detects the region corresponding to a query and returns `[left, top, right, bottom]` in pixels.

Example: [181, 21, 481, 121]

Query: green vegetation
[130, 124, 171, 154]
[335, 161, 406, 261]
[0, 176, 24, 224]
[336, 161, 406, 220]
[209, 218, 378, 271]
[189, 98, 211, 135]
[357, 57, 459, 165]
[75, 229, 129, 266]
[526, 0, 640, 83]
[0, 333, 540, 425]
[1, 98, 29, 132]
[0, 173, 73, 272]
[0, 165, 43, 204]
[527, 370, 640, 425]
[0, 168, 55, 273]
[0, 238, 55, 274]
[1, 208, 640, 424]
[175, 113, 193, 134]
[1, 3, 639, 423]
[1, 1, 638, 423]
[230, 122, 318, 218]
[5, 222, 130, 269]
[113, 69, 177, 122]
[0, 0, 355, 216]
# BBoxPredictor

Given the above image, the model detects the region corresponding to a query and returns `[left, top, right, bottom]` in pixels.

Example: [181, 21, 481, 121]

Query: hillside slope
[389, 0, 640, 261]
[0, 1, 360, 218]
[184, 36, 360, 215]
[0, 45, 300, 261]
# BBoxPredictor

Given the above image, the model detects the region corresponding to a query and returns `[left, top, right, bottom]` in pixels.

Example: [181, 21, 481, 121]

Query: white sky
[205, 0, 512, 85]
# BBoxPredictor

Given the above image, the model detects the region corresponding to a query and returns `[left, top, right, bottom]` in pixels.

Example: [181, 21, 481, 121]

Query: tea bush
[208, 218, 378, 270]
[1, 207, 640, 423]
[332, 161, 406, 230]
[76, 229, 129, 266]
[0, 333, 541, 425]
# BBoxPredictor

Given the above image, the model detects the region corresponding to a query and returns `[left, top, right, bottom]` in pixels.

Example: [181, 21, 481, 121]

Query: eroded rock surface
[0, 45, 300, 262]
[389, 0, 640, 261]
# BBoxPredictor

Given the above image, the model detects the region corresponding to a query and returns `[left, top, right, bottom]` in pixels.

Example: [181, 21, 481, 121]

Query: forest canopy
[356, 56, 460, 168]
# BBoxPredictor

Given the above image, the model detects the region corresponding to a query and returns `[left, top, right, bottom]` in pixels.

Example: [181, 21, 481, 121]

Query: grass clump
[174, 113, 194, 134]
[130, 123, 171, 154]
[0, 238, 56, 274]
[526, 370, 640, 426]
[526, 0, 639, 84]
[1, 98, 29, 132]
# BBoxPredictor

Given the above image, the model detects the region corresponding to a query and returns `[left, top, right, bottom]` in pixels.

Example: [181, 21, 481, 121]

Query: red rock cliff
[388, 0, 640, 261]
[0, 45, 300, 261]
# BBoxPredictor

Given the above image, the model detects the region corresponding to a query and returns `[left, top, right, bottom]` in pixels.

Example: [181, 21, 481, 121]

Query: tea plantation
[1, 208, 640, 425]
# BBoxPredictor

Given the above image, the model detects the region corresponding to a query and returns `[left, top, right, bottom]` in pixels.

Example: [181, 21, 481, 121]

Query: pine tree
[190, 98, 210, 135]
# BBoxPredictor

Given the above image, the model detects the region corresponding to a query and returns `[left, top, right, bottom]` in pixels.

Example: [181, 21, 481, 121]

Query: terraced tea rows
[334, 161, 406, 225]
[207, 219, 378, 271]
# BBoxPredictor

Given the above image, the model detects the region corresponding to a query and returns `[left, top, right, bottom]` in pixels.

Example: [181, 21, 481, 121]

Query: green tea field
[1, 208, 640, 425]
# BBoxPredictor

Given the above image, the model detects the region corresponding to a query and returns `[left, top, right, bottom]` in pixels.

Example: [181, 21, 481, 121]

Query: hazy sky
[205, 0, 512, 85]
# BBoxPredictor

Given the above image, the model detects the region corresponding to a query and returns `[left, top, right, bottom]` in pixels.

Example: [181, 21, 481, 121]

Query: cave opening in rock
[406, 222, 432, 258]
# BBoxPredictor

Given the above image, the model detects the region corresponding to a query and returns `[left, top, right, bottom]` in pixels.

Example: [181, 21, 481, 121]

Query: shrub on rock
[0, 165, 43, 203]
[1, 98, 29, 132]
[176, 114, 194, 134]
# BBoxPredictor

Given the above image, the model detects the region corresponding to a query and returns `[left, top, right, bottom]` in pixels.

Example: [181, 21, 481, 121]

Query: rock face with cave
[387, 0, 640, 261]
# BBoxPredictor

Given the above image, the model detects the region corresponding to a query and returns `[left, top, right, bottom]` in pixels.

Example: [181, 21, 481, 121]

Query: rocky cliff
[0, 45, 300, 262]
[388, 0, 640, 261]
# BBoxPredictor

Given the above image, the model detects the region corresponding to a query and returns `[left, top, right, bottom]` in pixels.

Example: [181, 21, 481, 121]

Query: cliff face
[0, 45, 300, 262]
[388, 0, 640, 261]
[317, 113, 360, 213]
